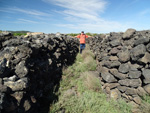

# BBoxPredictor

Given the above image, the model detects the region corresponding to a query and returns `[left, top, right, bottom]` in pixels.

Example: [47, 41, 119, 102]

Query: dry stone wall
[0, 33, 79, 113]
[88, 29, 150, 106]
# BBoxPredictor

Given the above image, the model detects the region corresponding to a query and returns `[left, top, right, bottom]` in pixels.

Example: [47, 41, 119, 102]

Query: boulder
[117, 50, 130, 62]
[118, 79, 142, 88]
[142, 69, 150, 80]
[110, 88, 121, 100]
[123, 29, 136, 39]
[110, 69, 128, 79]
[3, 75, 18, 82]
[117, 86, 128, 93]
[105, 87, 110, 94]
[23, 100, 31, 111]
[4, 78, 28, 91]
[118, 63, 130, 74]
[137, 87, 147, 96]
[129, 101, 139, 109]
[123, 39, 135, 47]
[110, 61, 121, 68]
[125, 88, 137, 95]
[110, 47, 120, 55]
[133, 96, 141, 105]
[134, 37, 149, 46]
[122, 93, 129, 100]
[143, 84, 150, 94]
[109, 56, 118, 61]
[129, 70, 141, 79]
[103, 60, 121, 68]
[110, 39, 121, 47]
[10, 91, 24, 103]
[130, 44, 146, 61]
[146, 43, 150, 52]
[139, 52, 150, 64]
[101, 71, 117, 83]
[143, 79, 150, 84]
[2, 39, 22, 47]
[0, 58, 8, 78]
[103, 83, 120, 89]
[0, 84, 10, 93]
[129, 63, 141, 71]
[15, 61, 28, 78]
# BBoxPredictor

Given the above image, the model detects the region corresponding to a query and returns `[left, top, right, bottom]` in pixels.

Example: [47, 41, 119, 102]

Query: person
[74, 31, 89, 54]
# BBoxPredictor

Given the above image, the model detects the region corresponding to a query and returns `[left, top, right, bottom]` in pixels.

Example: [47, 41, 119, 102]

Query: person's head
[81, 31, 84, 35]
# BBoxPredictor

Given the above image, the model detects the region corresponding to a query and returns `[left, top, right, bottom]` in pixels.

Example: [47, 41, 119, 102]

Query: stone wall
[88, 29, 150, 106]
[0, 33, 79, 113]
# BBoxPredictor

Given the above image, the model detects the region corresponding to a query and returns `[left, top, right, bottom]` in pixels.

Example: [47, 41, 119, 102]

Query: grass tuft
[139, 95, 150, 113]
[83, 71, 101, 92]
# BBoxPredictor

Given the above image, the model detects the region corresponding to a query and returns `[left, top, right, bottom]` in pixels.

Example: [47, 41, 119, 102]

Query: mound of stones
[0, 33, 79, 113]
[88, 29, 150, 107]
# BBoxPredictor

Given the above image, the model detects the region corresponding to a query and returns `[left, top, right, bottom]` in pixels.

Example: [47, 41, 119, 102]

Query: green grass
[67, 33, 79, 37]
[50, 45, 131, 113]
[13, 33, 27, 36]
[142, 95, 150, 104]
[138, 95, 150, 113]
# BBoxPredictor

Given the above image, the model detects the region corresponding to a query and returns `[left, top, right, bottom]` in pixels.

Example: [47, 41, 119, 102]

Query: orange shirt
[77, 34, 88, 44]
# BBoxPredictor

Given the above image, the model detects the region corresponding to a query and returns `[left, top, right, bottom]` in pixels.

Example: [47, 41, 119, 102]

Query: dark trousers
[80, 44, 85, 54]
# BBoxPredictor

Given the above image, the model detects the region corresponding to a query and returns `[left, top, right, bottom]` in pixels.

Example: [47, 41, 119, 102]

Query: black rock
[118, 79, 142, 88]
[125, 87, 137, 95]
[119, 63, 130, 74]
[117, 50, 130, 63]
[15, 61, 28, 78]
[123, 29, 136, 40]
[109, 39, 121, 47]
[142, 69, 150, 80]
[130, 44, 146, 61]
[146, 43, 150, 52]
[134, 37, 149, 46]
[0, 58, 10, 78]
[110, 69, 128, 79]
[101, 72, 117, 83]
[129, 70, 141, 79]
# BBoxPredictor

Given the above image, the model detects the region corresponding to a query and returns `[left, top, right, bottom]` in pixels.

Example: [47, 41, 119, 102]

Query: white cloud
[140, 9, 150, 15]
[0, 9, 14, 13]
[56, 21, 129, 33]
[43, 0, 131, 32]
[43, 0, 106, 22]
[0, 7, 51, 17]
[17, 19, 38, 23]
[12, 7, 50, 16]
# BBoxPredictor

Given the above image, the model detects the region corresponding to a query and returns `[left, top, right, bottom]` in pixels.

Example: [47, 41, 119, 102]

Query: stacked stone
[88, 29, 150, 106]
[0, 33, 79, 113]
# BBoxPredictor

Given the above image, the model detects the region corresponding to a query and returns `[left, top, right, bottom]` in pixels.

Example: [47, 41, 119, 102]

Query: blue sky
[0, 0, 150, 33]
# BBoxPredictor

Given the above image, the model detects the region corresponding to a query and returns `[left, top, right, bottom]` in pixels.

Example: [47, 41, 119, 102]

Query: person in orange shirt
[75, 31, 89, 54]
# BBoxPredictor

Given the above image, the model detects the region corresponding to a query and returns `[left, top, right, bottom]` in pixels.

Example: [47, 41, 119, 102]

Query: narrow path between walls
[49, 45, 132, 113]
